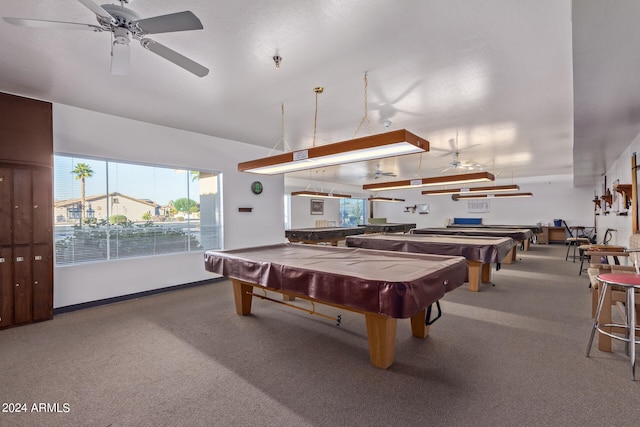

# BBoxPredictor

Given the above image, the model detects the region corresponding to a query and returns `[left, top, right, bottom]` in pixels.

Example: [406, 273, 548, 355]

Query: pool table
[285, 226, 365, 246]
[346, 233, 514, 292]
[411, 226, 532, 259]
[362, 222, 416, 234]
[204, 243, 467, 369]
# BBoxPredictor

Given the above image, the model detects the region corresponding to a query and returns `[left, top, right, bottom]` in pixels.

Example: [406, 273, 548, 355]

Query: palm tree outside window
[71, 162, 94, 223]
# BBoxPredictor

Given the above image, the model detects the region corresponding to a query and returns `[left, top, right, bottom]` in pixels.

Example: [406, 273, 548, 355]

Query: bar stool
[587, 269, 640, 380]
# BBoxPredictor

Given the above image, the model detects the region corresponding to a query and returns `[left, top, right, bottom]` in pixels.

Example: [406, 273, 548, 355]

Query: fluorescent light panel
[238, 129, 428, 175]
[422, 184, 519, 196]
[367, 197, 406, 202]
[363, 171, 495, 191]
[453, 192, 533, 200]
[291, 190, 352, 199]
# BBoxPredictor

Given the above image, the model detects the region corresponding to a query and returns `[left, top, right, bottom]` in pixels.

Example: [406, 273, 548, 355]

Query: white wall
[53, 104, 284, 308]
[289, 196, 340, 228]
[593, 133, 640, 246]
[286, 175, 595, 228]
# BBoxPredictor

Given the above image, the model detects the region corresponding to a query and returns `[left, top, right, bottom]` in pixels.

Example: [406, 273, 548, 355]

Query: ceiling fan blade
[78, 0, 113, 20]
[111, 42, 130, 75]
[3, 17, 103, 32]
[136, 11, 203, 34]
[141, 38, 209, 77]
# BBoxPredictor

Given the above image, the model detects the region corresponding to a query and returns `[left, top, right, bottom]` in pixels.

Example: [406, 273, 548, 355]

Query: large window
[339, 198, 366, 227]
[54, 155, 222, 265]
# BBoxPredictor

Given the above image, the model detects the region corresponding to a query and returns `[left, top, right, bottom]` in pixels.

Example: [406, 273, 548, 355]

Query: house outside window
[54, 155, 222, 265]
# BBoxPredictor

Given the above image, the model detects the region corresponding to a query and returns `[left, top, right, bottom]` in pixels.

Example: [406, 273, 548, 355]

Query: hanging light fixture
[452, 192, 533, 200]
[363, 171, 495, 191]
[421, 184, 519, 196]
[291, 169, 352, 199]
[291, 190, 352, 199]
[238, 77, 429, 175]
[367, 196, 406, 202]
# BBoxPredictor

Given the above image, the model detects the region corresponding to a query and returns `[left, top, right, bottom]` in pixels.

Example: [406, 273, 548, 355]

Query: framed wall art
[310, 199, 324, 215]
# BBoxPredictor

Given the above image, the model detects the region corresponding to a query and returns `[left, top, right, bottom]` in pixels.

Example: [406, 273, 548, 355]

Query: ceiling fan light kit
[363, 171, 495, 191]
[3, 0, 209, 77]
[421, 184, 520, 196]
[238, 129, 428, 174]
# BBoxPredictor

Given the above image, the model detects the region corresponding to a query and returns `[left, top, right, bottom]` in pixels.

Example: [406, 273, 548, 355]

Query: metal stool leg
[565, 242, 571, 261]
[587, 281, 609, 357]
[630, 289, 636, 380]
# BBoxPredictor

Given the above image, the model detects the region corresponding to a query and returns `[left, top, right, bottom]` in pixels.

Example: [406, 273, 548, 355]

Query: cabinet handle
[0, 258, 4, 263]
[34, 255, 42, 261]
[34, 204, 38, 208]
[16, 256, 24, 262]
[16, 283, 19, 287]
[34, 281, 38, 285]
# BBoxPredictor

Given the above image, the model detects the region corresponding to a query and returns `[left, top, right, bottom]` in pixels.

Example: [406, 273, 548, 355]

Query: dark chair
[563, 220, 590, 262]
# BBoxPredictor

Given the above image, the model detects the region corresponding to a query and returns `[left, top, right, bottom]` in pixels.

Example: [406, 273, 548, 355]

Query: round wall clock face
[251, 181, 263, 194]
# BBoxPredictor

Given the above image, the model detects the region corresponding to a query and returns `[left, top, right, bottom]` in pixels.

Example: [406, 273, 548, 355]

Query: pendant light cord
[267, 102, 292, 156]
[313, 87, 323, 147]
[354, 71, 373, 137]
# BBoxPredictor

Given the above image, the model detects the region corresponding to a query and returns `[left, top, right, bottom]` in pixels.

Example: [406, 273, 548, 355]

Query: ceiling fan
[440, 132, 484, 172]
[370, 164, 397, 179]
[2, 0, 209, 77]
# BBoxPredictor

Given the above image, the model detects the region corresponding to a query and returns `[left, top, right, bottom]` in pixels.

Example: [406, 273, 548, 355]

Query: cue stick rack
[247, 289, 342, 326]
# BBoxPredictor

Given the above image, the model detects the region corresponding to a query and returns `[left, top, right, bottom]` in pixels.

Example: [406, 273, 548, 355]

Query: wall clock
[251, 181, 263, 195]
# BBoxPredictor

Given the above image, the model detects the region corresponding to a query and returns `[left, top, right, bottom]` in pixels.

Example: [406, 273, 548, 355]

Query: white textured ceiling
[0, 0, 635, 189]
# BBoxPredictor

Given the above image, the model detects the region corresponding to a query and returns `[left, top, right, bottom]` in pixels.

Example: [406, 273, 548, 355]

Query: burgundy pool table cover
[411, 226, 533, 241]
[204, 243, 467, 318]
[285, 226, 365, 241]
[346, 234, 514, 264]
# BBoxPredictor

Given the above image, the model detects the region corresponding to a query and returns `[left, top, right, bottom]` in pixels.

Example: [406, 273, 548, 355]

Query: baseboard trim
[54, 277, 226, 315]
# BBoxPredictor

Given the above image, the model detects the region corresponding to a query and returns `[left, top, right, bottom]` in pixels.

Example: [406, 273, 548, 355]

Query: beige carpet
[0, 244, 638, 426]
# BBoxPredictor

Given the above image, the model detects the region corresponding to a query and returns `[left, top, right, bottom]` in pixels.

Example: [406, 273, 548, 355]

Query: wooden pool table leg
[502, 246, 515, 265]
[523, 239, 530, 251]
[365, 313, 397, 369]
[410, 309, 430, 338]
[467, 260, 481, 292]
[231, 279, 253, 315]
[481, 263, 492, 283]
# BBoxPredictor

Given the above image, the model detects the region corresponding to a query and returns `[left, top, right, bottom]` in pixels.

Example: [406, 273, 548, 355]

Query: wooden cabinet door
[13, 246, 32, 324]
[32, 168, 52, 244]
[0, 247, 13, 327]
[12, 169, 32, 245]
[32, 244, 52, 321]
[0, 168, 10, 246]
